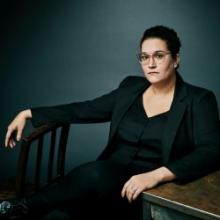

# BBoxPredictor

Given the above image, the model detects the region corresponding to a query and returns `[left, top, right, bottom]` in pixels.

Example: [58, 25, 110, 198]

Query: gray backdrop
[1, 0, 220, 181]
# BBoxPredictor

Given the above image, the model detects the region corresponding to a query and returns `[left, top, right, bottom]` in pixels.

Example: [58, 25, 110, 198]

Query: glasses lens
[138, 53, 148, 62]
[138, 51, 170, 64]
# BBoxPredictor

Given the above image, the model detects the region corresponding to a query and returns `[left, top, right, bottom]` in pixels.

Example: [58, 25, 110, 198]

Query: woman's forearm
[155, 166, 176, 183]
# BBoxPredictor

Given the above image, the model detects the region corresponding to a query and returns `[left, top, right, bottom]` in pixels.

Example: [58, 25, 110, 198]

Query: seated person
[1, 25, 220, 220]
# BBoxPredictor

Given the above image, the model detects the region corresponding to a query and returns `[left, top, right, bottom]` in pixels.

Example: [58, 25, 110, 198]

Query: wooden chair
[0, 123, 70, 200]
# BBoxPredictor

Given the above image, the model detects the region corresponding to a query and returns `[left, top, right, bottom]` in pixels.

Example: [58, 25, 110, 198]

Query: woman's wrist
[155, 166, 176, 183]
[21, 109, 32, 119]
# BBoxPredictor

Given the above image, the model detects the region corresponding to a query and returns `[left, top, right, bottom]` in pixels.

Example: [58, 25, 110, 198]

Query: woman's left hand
[121, 170, 160, 202]
[121, 167, 176, 202]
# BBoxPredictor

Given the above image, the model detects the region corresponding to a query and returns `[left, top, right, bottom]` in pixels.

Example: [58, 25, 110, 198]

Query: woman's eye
[155, 53, 164, 59]
[141, 55, 149, 61]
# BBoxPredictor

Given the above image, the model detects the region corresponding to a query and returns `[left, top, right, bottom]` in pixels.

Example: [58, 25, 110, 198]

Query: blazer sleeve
[166, 91, 220, 182]
[30, 76, 129, 127]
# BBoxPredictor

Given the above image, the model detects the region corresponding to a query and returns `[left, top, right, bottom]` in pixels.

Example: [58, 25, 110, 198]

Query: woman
[1, 25, 220, 219]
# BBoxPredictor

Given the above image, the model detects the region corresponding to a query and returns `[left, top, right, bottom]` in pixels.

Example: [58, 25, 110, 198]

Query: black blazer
[31, 73, 220, 182]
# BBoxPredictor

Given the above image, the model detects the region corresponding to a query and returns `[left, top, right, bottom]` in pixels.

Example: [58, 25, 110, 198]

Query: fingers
[132, 188, 142, 201]
[125, 186, 135, 203]
[121, 180, 142, 203]
[5, 128, 13, 147]
[16, 129, 22, 142]
[5, 129, 17, 148]
[126, 186, 141, 203]
[5, 112, 27, 148]
[8, 138, 16, 148]
[5, 126, 23, 148]
[121, 181, 130, 198]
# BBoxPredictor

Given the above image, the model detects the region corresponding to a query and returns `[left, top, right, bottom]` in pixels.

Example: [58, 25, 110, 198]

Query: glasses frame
[137, 50, 171, 65]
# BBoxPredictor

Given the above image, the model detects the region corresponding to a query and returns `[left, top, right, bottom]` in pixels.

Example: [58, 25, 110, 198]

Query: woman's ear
[174, 54, 180, 68]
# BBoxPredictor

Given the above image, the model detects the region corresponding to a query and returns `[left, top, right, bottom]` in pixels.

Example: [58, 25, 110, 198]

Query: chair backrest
[16, 123, 70, 197]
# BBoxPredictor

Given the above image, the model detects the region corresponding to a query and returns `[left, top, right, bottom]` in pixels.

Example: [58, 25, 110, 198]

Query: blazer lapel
[98, 77, 149, 160]
[162, 74, 188, 164]
[108, 79, 149, 143]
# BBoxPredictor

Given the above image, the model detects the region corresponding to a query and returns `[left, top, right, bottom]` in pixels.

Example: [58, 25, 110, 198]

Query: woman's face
[140, 38, 179, 85]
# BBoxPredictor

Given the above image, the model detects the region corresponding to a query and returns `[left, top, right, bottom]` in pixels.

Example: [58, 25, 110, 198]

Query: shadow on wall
[1, 0, 220, 181]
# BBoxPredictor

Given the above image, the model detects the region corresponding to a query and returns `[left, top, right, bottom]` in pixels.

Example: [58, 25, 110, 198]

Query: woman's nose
[148, 57, 157, 68]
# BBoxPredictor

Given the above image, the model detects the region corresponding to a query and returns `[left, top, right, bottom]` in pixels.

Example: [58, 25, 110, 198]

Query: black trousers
[28, 160, 149, 220]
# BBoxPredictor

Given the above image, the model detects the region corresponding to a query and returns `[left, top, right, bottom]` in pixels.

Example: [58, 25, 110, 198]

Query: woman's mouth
[148, 72, 159, 74]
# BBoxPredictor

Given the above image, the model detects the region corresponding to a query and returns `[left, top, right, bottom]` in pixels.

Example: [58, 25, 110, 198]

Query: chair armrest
[22, 123, 67, 143]
[16, 123, 70, 197]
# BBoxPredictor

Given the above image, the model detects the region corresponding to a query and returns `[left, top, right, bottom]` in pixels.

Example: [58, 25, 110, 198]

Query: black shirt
[109, 93, 169, 170]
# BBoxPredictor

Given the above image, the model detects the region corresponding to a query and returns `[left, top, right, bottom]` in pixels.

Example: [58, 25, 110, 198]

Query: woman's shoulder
[118, 75, 147, 88]
[183, 80, 216, 102]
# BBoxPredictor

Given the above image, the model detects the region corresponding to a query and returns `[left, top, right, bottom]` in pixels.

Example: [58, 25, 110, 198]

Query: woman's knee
[66, 161, 110, 192]
[66, 161, 126, 193]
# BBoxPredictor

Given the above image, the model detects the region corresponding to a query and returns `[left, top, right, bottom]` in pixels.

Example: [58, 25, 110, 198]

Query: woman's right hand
[5, 109, 32, 148]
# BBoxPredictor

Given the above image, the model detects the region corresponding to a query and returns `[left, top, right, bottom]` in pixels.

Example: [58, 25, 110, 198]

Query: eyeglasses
[137, 51, 171, 65]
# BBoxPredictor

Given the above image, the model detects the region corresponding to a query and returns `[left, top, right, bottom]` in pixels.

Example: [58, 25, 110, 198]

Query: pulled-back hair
[140, 25, 181, 58]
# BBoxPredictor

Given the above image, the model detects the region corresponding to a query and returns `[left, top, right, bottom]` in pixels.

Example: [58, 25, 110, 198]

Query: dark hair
[140, 25, 181, 58]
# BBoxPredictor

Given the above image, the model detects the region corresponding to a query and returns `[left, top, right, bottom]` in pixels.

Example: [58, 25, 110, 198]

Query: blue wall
[1, 0, 220, 180]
